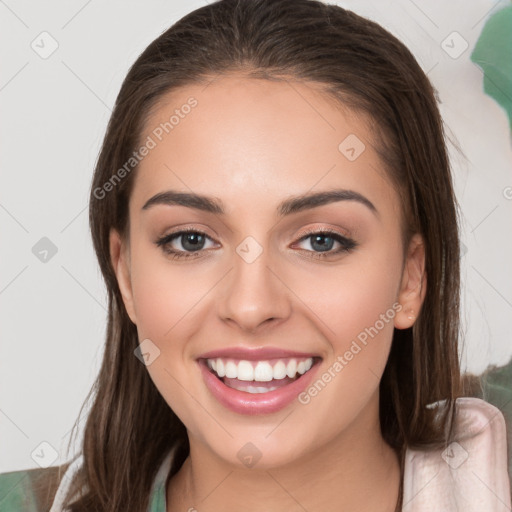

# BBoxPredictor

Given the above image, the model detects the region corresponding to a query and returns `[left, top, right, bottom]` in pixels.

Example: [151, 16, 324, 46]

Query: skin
[110, 73, 426, 512]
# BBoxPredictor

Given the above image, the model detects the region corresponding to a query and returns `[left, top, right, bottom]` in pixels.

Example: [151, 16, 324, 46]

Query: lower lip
[198, 360, 320, 415]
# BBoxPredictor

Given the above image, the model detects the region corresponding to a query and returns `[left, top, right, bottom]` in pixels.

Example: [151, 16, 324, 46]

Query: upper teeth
[206, 357, 314, 381]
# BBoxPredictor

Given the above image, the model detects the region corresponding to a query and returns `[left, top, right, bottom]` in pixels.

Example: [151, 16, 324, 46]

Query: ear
[109, 228, 137, 324]
[394, 233, 426, 330]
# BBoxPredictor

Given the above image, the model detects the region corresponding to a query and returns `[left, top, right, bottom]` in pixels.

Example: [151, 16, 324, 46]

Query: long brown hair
[60, 0, 464, 509]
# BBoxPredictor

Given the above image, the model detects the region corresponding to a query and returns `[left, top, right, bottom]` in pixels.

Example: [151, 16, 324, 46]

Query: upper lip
[197, 346, 320, 361]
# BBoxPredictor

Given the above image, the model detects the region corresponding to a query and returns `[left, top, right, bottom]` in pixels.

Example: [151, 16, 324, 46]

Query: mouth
[197, 351, 322, 414]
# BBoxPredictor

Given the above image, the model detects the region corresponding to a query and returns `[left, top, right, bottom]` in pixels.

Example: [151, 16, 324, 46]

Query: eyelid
[295, 225, 351, 240]
[157, 224, 219, 241]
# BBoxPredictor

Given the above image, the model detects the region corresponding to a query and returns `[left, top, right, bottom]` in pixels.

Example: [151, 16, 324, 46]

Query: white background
[1, 0, 511, 473]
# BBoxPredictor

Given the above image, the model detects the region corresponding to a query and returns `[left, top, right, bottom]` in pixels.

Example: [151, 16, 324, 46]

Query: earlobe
[109, 228, 137, 324]
[394, 233, 426, 330]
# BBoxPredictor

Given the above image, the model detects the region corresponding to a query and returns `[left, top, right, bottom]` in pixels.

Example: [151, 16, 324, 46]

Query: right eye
[155, 229, 217, 259]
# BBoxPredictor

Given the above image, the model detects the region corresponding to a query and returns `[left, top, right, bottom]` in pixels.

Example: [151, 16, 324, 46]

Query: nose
[217, 241, 292, 333]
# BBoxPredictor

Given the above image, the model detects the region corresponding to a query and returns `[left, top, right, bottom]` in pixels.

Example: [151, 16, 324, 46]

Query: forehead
[130, 74, 399, 219]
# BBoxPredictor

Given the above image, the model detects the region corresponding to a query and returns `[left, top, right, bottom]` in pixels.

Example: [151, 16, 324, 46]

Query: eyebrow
[141, 188, 378, 217]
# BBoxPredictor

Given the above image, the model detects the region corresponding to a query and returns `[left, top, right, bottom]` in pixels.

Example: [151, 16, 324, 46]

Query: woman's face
[110, 74, 425, 469]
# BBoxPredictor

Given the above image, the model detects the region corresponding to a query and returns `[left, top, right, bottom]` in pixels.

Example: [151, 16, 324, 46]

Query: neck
[167, 394, 401, 512]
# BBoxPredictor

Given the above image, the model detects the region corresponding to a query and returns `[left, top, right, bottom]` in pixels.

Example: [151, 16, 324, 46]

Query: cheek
[288, 244, 402, 410]
[301, 245, 402, 416]
[291, 247, 402, 349]
[128, 248, 210, 432]
[129, 244, 205, 342]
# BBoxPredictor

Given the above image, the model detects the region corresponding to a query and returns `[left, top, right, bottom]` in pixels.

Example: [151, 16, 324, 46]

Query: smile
[197, 349, 321, 415]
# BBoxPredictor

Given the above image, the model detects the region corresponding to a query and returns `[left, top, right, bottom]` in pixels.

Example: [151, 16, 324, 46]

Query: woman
[1, 0, 510, 510]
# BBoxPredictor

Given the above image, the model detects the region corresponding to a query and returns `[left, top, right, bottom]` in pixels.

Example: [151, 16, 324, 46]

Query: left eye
[293, 230, 357, 255]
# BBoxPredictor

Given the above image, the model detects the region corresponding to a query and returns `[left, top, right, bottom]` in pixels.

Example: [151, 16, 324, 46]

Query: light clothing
[1, 397, 510, 511]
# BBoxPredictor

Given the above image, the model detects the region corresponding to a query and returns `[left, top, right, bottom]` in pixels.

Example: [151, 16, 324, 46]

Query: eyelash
[155, 228, 357, 261]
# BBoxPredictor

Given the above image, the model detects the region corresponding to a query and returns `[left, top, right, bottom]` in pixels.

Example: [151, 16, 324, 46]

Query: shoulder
[0, 463, 70, 512]
[402, 397, 511, 511]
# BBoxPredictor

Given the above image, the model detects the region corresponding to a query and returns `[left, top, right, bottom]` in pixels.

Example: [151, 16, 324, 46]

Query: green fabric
[469, 3, 512, 482]
[471, 4, 512, 130]
[0, 462, 169, 511]
[0, 470, 39, 511]
[0, 463, 169, 511]
[148, 477, 167, 512]
[468, 2, 512, 484]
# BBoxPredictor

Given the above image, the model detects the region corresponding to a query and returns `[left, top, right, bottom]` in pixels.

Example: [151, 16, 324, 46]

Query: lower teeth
[221, 375, 299, 394]
[242, 385, 280, 394]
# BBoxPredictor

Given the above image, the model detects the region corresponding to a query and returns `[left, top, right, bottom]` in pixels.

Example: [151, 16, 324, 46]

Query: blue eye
[294, 229, 357, 257]
[155, 228, 357, 260]
[155, 229, 216, 259]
